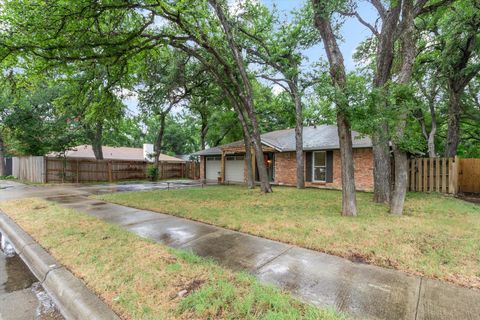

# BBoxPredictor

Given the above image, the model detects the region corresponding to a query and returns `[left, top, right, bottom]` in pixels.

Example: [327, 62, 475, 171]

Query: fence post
[417, 159, 422, 192]
[429, 158, 434, 192]
[441, 158, 447, 193]
[43, 157, 47, 183]
[451, 156, 459, 195]
[76, 159, 80, 183]
[107, 161, 113, 182]
[422, 158, 428, 192]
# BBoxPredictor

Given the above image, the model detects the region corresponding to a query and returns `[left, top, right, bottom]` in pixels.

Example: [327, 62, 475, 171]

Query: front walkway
[1, 181, 479, 320]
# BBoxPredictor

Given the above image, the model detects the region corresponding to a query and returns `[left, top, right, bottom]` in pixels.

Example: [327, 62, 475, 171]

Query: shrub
[146, 164, 159, 181]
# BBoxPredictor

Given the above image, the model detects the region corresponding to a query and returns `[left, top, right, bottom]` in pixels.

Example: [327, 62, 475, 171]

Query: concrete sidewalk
[48, 194, 480, 320]
[1, 181, 479, 320]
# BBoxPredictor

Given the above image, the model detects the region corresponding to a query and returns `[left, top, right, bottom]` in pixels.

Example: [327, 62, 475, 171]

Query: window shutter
[305, 152, 312, 182]
[326, 151, 333, 183]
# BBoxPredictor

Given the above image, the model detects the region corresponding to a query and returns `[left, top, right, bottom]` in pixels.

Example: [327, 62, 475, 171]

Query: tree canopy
[0, 0, 478, 214]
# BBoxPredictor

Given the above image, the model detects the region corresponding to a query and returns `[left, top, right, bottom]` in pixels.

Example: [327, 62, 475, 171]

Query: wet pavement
[0, 180, 207, 202]
[0, 236, 63, 320]
[2, 180, 480, 320]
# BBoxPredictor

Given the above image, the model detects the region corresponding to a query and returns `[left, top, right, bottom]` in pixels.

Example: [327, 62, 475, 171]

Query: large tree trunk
[243, 135, 255, 189]
[445, 87, 462, 157]
[370, 5, 401, 204]
[154, 113, 167, 168]
[209, 0, 272, 193]
[390, 146, 408, 214]
[443, 26, 479, 156]
[0, 134, 6, 177]
[91, 122, 104, 160]
[427, 101, 437, 157]
[390, 0, 416, 215]
[291, 81, 305, 189]
[372, 134, 391, 204]
[248, 109, 272, 193]
[312, 0, 357, 216]
[200, 113, 208, 151]
[418, 80, 438, 158]
[223, 93, 255, 188]
[337, 112, 357, 216]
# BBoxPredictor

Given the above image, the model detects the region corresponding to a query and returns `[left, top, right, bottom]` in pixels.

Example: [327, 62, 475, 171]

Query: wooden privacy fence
[46, 158, 148, 183]
[408, 157, 480, 194]
[12, 156, 45, 183]
[12, 156, 200, 183]
[458, 158, 480, 193]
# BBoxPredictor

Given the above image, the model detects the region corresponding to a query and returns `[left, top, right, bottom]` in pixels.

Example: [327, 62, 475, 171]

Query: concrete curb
[0, 211, 120, 320]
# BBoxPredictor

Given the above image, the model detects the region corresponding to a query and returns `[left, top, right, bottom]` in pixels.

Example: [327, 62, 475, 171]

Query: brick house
[194, 125, 374, 191]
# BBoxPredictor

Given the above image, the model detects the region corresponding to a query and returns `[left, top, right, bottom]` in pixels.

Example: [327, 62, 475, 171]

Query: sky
[125, 1, 378, 114]
[262, 0, 378, 71]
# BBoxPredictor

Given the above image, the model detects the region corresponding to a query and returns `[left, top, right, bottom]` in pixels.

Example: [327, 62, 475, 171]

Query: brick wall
[274, 152, 297, 185]
[274, 148, 374, 191]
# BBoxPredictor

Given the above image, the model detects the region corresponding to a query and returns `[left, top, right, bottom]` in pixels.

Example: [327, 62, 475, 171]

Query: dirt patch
[457, 193, 480, 204]
[90, 202, 107, 206]
[347, 253, 369, 264]
[171, 279, 205, 300]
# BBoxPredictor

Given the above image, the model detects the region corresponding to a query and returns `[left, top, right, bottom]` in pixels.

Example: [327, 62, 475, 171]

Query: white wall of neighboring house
[143, 144, 154, 162]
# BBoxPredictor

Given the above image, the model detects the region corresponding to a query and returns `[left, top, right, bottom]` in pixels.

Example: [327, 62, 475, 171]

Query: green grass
[0, 198, 345, 320]
[95, 186, 480, 288]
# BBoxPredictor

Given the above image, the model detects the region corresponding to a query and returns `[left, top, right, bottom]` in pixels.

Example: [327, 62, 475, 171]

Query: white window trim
[312, 151, 326, 182]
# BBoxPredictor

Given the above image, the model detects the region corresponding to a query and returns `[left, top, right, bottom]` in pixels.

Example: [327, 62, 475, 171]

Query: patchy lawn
[0, 198, 345, 320]
[96, 186, 480, 289]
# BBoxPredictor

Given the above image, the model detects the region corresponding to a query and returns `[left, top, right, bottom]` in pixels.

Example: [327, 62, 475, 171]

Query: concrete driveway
[0, 179, 204, 201]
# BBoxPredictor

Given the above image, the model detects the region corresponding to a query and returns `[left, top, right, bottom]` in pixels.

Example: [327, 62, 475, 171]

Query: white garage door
[225, 155, 245, 183]
[205, 156, 221, 181]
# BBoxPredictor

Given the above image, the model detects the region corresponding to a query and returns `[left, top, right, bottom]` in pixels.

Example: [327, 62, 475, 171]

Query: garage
[205, 156, 221, 181]
[225, 155, 245, 183]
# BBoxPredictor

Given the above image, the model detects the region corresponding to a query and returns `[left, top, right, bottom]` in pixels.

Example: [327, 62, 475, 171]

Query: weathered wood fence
[458, 158, 480, 193]
[12, 156, 45, 183]
[12, 156, 200, 183]
[408, 157, 480, 194]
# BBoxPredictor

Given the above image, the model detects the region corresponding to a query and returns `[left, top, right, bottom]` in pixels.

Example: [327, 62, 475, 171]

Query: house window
[313, 151, 326, 182]
[226, 155, 244, 161]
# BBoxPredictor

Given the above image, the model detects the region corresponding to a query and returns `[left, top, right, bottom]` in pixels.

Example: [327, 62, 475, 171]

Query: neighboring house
[49, 144, 185, 163]
[193, 125, 374, 190]
[175, 154, 195, 161]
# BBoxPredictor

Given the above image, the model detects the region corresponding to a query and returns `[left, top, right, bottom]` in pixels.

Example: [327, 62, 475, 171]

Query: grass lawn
[0, 198, 345, 320]
[96, 186, 480, 289]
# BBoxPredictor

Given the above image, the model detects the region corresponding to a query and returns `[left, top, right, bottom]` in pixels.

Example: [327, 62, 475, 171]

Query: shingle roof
[193, 125, 372, 156]
[48, 145, 185, 163]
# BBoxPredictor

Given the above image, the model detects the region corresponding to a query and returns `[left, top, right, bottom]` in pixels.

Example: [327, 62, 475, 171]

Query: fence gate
[458, 158, 480, 193]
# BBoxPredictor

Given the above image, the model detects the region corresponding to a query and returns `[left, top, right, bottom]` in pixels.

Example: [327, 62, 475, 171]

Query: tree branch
[338, 11, 379, 37]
